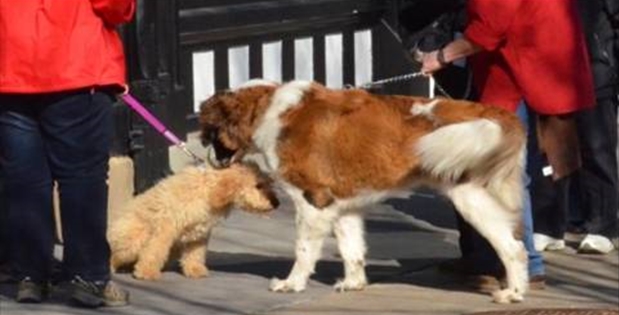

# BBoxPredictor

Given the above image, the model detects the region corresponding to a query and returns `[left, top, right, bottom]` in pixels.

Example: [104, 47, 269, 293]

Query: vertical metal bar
[249, 42, 263, 79]
[214, 47, 229, 90]
[342, 30, 355, 86]
[313, 35, 326, 84]
[282, 39, 295, 81]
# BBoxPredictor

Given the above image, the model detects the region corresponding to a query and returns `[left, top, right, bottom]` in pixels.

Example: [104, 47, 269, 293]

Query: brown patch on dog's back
[274, 86, 435, 202]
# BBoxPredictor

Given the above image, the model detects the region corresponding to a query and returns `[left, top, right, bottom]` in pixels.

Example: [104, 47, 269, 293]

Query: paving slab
[265, 249, 618, 315]
[0, 191, 617, 315]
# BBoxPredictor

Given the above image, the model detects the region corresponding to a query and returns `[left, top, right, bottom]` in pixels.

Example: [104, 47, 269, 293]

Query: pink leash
[120, 93, 205, 164]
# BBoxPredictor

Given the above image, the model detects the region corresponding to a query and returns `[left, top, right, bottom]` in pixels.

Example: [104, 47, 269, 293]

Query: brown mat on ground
[469, 309, 618, 315]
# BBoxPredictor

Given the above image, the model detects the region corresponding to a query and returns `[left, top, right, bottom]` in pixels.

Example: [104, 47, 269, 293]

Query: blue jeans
[521, 172, 545, 277]
[518, 104, 545, 277]
[0, 90, 113, 283]
[457, 104, 545, 277]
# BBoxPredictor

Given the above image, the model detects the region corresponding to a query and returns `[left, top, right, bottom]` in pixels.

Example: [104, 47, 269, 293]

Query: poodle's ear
[208, 175, 237, 213]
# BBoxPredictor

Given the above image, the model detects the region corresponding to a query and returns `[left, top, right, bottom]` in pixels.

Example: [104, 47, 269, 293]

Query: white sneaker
[578, 234, 616, 254]
[533, 233, 566, 252]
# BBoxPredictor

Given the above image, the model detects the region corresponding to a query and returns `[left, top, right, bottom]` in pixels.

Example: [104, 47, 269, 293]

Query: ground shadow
[205, 251, 450, 286]
[383, 188, 459, 231]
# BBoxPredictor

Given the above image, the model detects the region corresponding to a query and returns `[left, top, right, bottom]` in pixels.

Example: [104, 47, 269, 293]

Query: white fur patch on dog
[253, 80, 313, 171]
[416, 119, 502, 181]
[410, 99, 439, 119]
[236, 78, 278, 90]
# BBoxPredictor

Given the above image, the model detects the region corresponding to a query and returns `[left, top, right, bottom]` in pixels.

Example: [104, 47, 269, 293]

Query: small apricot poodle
[108, 163, 279, 280]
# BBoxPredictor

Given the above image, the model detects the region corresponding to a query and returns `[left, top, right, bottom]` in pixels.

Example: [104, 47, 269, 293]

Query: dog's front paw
[492, 288, 524, 304]
[133, 266, 162, 281]
[182, 264, 210, 279]
[269, 277, 306, 293]
[334, 277, 367, 292]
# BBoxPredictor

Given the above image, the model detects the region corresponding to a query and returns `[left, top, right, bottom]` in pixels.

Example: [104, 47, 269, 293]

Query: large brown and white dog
[199, 80, 528, 303]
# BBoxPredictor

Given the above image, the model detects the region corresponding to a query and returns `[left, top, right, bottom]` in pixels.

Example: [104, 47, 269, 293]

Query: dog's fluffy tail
[416, 118, 525, 212]
[416, 119, 501, 181]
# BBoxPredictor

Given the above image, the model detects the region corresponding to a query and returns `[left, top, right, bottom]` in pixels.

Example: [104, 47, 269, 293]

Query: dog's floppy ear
[198, 90, 251, 150]
[198, 90, 229, 146]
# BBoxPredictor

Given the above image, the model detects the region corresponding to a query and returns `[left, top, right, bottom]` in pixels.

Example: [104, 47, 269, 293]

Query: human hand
[417, 50, 444, 75]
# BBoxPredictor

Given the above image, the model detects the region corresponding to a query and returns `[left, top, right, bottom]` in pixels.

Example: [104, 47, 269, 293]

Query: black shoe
[16, 277, 47, 303]
[68, 276, 129, 308]
[528, 274, 546, 290]
[0, 262, 12, 283]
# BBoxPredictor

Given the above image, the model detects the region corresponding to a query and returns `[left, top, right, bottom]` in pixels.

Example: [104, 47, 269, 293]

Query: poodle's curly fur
[108, 163, 278, 280]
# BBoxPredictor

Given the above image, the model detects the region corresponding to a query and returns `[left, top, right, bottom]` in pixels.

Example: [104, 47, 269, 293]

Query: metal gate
[116, 0, 429, 192]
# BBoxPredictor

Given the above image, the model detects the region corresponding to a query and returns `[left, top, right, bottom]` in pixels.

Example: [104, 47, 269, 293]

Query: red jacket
[465, 0, 595, 115]
[0, 0, 135, 94]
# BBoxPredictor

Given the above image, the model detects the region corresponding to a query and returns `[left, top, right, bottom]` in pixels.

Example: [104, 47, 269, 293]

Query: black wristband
[437, 49, 449, 67]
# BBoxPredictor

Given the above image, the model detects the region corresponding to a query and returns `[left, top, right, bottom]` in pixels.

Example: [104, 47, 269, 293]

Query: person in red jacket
[421, 0, 595, 115]
[419, 0, 595, 285]
[0, 0, 135, 307]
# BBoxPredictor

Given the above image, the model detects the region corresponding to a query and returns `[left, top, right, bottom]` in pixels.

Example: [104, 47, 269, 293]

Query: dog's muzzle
[206, 145, 230, 168]
[206, 144, 245, 169]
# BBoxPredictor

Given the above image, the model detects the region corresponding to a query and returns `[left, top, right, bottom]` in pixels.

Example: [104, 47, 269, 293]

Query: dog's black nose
[267, 192, 280, 208]
[212, 142, 236, 164]
[256, 182, 279, 209]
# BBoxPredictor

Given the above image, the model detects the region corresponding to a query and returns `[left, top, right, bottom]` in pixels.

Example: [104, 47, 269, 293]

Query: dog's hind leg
[333, 211, 367, 291]
[446, 183, 528, 304]
[270, 200, 336, 293]
[133, 224, 177, 280]
[110, 249, 138, 273]
[179, 238, 210, 278]
[109, 217, 150, 272]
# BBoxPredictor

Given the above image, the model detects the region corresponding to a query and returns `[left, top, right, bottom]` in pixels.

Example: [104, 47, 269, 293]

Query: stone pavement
[1, 189, 617, 315]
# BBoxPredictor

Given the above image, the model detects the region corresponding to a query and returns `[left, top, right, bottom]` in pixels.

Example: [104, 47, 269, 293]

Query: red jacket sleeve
[464, 0, 522, 51]
[90, 0, 136, 26]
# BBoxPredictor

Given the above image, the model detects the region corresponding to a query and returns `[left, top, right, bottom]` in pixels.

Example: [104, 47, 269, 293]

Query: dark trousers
[0, 177, 8, 265]
[533, 97, 619, 239]
[573, 98, 618, 238]
[0, 90, 113, 283]
[529, 169, 574, 239]
[529, 108, 578, 239]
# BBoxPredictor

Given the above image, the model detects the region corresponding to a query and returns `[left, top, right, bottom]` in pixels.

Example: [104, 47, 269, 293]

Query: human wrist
[437, 48, 449, 67]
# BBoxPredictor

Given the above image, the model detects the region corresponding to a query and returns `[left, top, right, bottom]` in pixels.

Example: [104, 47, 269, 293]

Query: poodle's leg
[110, 249, 139, 273]
[179, 235, 210, 278]
[333, 211, 367, 291]
[133, 224, 177, 280]
[270, 200, 336, 293]
[109, 219, 150, 272]
[446, 183, 528, 304]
